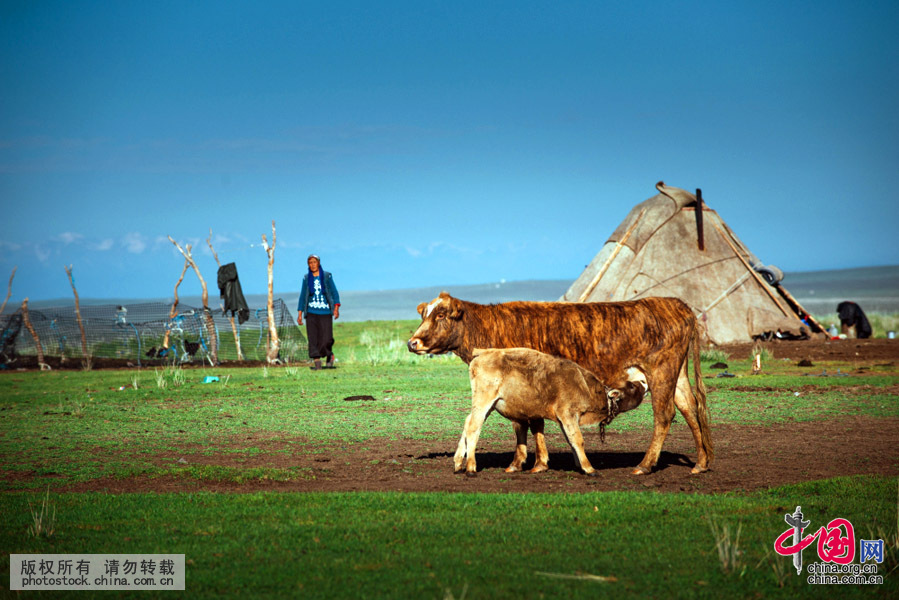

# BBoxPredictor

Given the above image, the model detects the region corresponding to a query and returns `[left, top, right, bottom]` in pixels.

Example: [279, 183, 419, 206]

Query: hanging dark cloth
[217, 262, 250, 324]
[837, 301, 872, 339]
[1, 313, 23, 364]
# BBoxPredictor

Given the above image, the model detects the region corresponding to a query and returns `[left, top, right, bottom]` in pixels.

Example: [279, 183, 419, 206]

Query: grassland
[1, 319, 897, 598]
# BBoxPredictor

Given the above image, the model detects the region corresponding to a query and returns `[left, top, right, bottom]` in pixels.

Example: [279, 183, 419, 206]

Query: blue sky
[1, 1, 897, 303]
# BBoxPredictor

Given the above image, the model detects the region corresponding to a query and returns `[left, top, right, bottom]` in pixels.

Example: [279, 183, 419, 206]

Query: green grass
[2, 318, 898, 597]
[1, 477, 896, 599]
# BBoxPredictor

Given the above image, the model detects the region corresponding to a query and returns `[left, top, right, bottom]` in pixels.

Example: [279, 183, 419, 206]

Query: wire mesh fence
[1, 299, 306, 367]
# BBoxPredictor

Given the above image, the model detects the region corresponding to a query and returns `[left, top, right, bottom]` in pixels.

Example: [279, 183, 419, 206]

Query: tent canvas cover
[562, 182, 823, 345]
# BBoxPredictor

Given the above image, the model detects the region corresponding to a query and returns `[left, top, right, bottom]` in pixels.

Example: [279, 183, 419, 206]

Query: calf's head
[407, 292, 465, 355]
[606, 369, 649, 414]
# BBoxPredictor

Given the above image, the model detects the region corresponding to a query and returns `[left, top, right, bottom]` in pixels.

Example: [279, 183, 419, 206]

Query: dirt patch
[36, 415, 897, 495]
[716, 338, 899, 364]
[717, 384, 899, 396]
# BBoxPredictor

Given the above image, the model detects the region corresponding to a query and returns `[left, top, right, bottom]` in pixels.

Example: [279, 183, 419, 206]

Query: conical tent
[562, 182, 824, 345]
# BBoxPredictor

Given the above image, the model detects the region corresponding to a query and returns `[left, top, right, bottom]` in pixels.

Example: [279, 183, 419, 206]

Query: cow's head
[407, 292, 465, 355]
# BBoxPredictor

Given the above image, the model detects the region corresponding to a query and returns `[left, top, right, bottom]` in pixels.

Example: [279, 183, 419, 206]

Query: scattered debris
[716, 371, 737, 378]
[344, 395, 377, 402]
[803, 369, 850, 378]
[535, 571, 617, 583]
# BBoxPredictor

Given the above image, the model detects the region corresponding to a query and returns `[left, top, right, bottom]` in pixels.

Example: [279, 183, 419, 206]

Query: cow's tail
[690, 326, 714, 462]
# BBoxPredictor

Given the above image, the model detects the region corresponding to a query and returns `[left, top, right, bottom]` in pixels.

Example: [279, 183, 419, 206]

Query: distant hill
[10, 266, 898, 320]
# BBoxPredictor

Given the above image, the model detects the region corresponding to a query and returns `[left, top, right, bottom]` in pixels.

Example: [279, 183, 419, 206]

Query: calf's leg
[528, 419, 549, 473]
[557, 411, 596, 475]
[453, 413, 474, 473]
[504, 420, 529, 473]
[461, 395, 498, 476]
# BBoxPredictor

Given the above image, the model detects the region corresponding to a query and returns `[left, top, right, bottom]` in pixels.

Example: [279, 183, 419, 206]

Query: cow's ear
[448, 296, 464, 319]
[416, 302, 427, 317]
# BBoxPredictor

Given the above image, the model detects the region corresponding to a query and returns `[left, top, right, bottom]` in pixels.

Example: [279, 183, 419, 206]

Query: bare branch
[64, 264, 91, 369]
[261, 220, 280, 363]
[163, 258, 190, 350]
[206, 228, 222, 267]
[0, 266, 16, 316]
[167, 236, 218, 364]
[21, 298, 50, 370]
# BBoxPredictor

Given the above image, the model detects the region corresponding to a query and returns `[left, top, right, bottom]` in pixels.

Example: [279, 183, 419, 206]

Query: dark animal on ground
[183, 340, 201, 356]
[456, 348, 647, 476]
[837, 301, 872, 339]
[408, 292, 713, 475]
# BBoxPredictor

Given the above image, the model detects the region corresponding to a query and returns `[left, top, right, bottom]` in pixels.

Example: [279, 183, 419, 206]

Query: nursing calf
[454, 348, 647, 476]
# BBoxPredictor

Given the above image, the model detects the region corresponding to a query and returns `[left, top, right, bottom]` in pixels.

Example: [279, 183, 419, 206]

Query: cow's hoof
[504, 465, 522, 473]
[453, 467, 464, 474]
[465, 471, 478, 478]
[631, 465, 651, 476]
[690, 465, 709, 475]
[528, 464, 549, 474]
[583, 470, 598, 477]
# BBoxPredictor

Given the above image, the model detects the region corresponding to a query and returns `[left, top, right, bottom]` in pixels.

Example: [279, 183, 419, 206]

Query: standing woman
[297, 254, 340, 370]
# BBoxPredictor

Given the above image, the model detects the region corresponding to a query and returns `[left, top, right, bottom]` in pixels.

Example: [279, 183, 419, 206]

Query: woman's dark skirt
[305, 313, 334, 360]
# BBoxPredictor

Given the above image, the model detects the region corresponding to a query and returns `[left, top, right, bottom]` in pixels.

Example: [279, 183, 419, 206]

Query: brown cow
[455, 348, 646, 476]
[408, 292, 713, 475]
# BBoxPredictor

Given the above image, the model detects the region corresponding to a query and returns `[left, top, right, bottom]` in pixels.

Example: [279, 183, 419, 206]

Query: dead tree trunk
[207, 229, 244, 361]
[261, 220, 280, 364]
[21, 298, 50, 371]
[163, 258, 190, 353]
[0, 266, 16, 316]
[64, 265, 91, 370]
[167, 236, 218, 365]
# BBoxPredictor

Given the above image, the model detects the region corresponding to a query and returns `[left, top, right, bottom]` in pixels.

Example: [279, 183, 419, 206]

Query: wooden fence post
[167, 237, 219, 365]
[64, 265, 91, 370]
[0, 266, 16, 316]
[260, 221, 280, 364]
[21, 298, 50, 371]
[163, 259, 189, 354]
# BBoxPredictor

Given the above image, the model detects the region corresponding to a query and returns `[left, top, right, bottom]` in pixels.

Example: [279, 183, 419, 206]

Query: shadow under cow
[417, 449, 694, 474]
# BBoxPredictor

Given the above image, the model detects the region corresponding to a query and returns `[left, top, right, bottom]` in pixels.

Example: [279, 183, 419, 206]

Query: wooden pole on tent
[64, 265, 91, 370]
[163, 258, 189, 353]
[260, 221, 280, 364]
[0, 266, 16, 317]
[695, 189, 705, 251]
[167, 236, 219, 365]
[577, 208, 646, 302]
[773, 284, 828, 335]
[710, 222, 793, 318]
[207, 229, 244, 360]
[21, 298, 50, 370]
